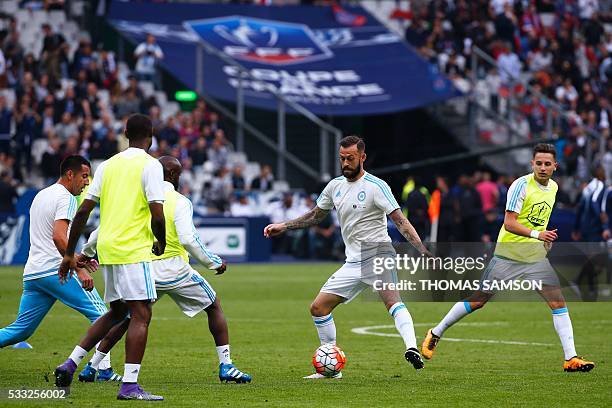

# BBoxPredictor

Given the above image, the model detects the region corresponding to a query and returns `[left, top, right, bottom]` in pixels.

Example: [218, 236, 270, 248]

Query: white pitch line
[351, 324, 555, 346]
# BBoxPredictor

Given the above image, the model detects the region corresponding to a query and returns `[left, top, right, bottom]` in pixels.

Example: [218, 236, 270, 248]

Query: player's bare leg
[379, 289, 423, 369]
[116, 300, 164, 400]
[537, 285, 594, 372]
[124, 300, 152, 365]
[422, 291, 492, 360]
[204, 297, 251, 383]
[205, 298, 229, 346]
[55, 301, 129, 387]
[79, 317, 130, 382]
[304, 292, 344, 379]
[310, 292, 344, 344]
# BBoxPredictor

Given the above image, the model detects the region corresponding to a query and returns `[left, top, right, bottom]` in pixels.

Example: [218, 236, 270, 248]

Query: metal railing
[192, 39, 343, 182]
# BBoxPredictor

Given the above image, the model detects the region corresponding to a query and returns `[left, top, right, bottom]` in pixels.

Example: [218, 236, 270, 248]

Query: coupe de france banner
[107, 1, 460, 116]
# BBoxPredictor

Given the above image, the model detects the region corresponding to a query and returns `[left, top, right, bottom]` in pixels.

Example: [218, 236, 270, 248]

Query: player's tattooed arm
[388, 209, 432, 256]
[285, 206, 330, 230]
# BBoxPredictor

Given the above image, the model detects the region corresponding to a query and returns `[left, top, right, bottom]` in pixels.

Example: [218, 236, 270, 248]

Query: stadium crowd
[400, 0, 611, 181]
[0, 5, 286, 220]
[0, 1, 611, 261]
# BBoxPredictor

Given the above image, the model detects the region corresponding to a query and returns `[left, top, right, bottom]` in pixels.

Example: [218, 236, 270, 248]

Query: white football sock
[389, 302, 417, 349]
[312, 313, 336, 345]
[216, 345, 232, 365]
[69, 345, 88, 366]
[123, 363, 140, 383]
[99, 350, 111, 370]
[552, 307, 577, 360]
[90, 347, 108, 370]
[432, 301, 473, 337]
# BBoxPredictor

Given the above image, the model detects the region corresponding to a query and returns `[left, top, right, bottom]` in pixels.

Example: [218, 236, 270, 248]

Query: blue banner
[107, 2, 460, 116]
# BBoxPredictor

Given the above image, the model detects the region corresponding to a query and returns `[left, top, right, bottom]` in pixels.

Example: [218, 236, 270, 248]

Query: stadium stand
[0, 0, 610, 261]
[0, 0, 310, 223]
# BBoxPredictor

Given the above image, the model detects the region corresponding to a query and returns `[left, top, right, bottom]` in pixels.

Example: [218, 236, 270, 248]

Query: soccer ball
[312, 344, 346, 377]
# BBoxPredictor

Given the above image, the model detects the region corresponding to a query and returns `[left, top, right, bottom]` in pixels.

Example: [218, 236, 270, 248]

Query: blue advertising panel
[107, 1, 460, 116]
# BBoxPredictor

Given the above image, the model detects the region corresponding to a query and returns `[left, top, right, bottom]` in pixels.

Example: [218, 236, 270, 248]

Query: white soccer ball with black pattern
[312, 344, 346, 377]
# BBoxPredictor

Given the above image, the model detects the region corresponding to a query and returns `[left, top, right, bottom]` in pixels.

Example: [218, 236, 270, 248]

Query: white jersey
[316, 171, 400, 263]
[24, 184, 77, 280]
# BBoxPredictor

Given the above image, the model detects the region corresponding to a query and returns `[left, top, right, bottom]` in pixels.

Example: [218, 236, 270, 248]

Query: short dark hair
[125, 114, 153, 141]
[340, 135, 365, 152]
[60, 155, 91, 176]
[533, 143, 556, 159]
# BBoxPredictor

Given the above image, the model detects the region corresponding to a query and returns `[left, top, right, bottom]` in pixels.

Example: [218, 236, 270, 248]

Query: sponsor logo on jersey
[527, 201, 552, 227]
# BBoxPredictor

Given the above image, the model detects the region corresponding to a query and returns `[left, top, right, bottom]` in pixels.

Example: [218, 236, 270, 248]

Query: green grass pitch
[0, 264, 610, 407]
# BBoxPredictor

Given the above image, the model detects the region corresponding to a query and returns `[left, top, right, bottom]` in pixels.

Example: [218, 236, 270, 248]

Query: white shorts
[480, 256, 560, 293]
[320, 261, 397, 303]
[102, 262, 156, 303]
[153, 256, 216, 317]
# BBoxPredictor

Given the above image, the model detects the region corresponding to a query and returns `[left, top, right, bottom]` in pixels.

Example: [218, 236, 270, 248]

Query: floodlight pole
[277, 99, 286, 181]
[334, 130, 342, 176]
[236, 74, 245, 152]
[195, 43, 203, 95]
[320, 128, 328, 181]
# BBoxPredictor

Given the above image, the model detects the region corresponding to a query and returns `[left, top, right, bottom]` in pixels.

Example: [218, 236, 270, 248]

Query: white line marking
[351, 324, 555, 346]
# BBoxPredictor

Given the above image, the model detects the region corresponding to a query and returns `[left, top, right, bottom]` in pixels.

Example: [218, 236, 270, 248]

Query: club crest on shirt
[357, 191, 366, 201]
[527, 201, 552, 227]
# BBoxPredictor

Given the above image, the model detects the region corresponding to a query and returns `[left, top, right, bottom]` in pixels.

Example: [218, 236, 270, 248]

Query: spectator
[454, 174, 483, 241]
[230, 193, 257, 217]
[231, 165, 246, 191]
[475, 171, 499, 212]
[71, 40, 93, 75]
[267, 193, 302, 253]
[90, 128, 118, 160]
[40, 136, 62, 181]
[114, 89, 140, 118]
[497, 43, 521, 85]
[39, 23, 65, 88]
[401, 176, 430, 240]
[0, 96, 13, 152]
[54, 111, 78, 141]
[189, 137, 208, 168]
[158, 116, 179, 146]
[40, 105, 55, 136]
[434, 175, 459, 243]
[134, 33, 164, 87]
[0, 171, 18, 214]
[94, 113, 114, 141]
[179, 114, 199, 144]
[204, 167, 232, 213]
[82, 82, 101, 119]
[481, 209, 501, 243]
[0, 48, 7, 88]
[55, 86, 79, 119]
[250, 164, 274, 191]
[14, 101, 40, 174]
[208, 137, 229, 171]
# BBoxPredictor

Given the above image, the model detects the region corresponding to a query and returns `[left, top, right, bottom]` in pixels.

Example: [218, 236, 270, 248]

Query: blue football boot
[219, 363, 251, 383]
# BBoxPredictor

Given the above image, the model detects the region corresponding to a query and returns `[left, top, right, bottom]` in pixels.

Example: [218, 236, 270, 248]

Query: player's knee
[470, 301, 486, 311]
[8, 328, 33, 344]
[309, 302, 329, 317]
[127, 302, 152, 324]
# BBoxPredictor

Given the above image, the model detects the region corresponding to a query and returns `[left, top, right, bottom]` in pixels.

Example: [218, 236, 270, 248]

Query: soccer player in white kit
[264, 136, 431, 377]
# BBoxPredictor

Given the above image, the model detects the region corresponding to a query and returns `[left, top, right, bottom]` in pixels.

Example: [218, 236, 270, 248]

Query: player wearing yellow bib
[421, 144, 594, 372]
[76, 156, 251, 384]
[54, 114, 167, 401]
